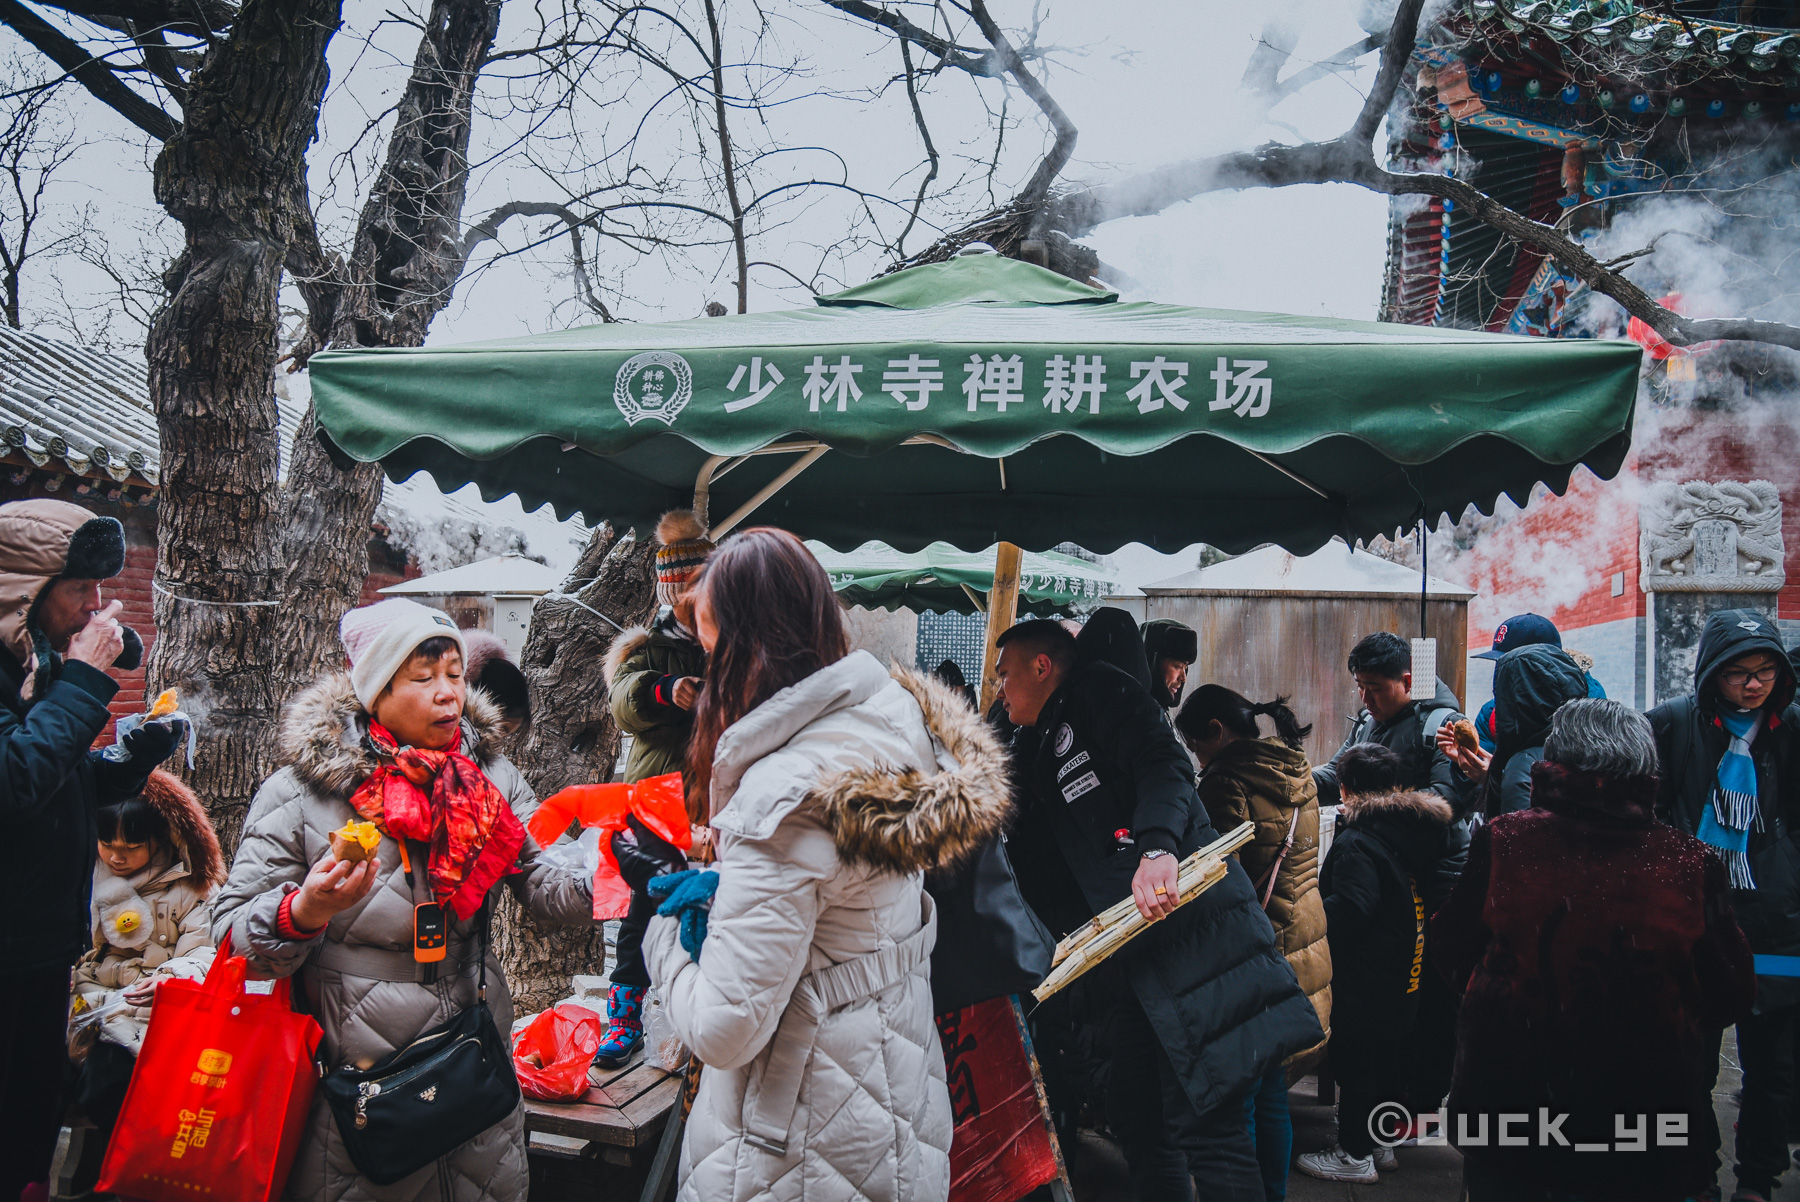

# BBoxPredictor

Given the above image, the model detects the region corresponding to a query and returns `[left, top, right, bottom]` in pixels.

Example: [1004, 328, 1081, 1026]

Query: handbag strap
[1252, 807, 1302, 910]
[400, 837, 493, 1001]
[476, 894, 491, 1004]
[310, 938, 487, 983]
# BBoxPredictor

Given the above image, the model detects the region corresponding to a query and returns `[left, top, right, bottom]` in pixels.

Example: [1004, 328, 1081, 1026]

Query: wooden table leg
[638, 1061, 702, 1202]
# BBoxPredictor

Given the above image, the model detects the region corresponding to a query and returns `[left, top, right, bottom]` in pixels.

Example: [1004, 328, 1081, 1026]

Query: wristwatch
[1140, 848, 1174, 861]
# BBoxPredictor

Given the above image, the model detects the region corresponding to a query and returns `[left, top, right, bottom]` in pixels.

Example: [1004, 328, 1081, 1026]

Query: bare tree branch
[702, 0, 747, 312]
[0, 0, 178, 139]
[40, 0, 232, 39]
[1349, 0, 1423, 146]
[813, 0, 990, 75]
[964, 0, 1072, 213]
[893, 35, 938, 259]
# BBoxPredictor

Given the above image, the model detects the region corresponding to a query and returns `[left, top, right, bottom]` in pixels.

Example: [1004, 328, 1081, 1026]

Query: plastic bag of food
[641, 987, 690, 1073]
[511, 1003, 605, 1101]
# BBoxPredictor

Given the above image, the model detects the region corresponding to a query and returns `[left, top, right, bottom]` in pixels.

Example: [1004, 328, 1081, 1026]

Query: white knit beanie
[339, 599, 466, 710]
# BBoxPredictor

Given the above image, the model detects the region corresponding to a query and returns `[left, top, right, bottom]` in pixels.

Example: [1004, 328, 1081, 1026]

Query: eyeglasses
[1720, 665, 1783, 687]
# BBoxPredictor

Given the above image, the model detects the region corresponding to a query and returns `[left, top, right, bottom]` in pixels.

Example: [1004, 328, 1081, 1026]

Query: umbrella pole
[978, 541, 1023, 713]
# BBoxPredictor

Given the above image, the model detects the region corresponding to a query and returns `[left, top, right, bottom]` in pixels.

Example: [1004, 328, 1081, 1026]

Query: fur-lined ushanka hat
[0, 498, 126, 688]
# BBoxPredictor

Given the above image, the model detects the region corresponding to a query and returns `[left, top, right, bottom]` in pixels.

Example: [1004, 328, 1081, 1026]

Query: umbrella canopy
[309, 255, 1641, 554]
[377, 553, 564, 597]
[811, 540, 1116, 615]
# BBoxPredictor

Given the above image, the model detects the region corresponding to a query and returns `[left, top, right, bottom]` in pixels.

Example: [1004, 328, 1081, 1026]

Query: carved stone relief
[1640, 480, 1785, 593]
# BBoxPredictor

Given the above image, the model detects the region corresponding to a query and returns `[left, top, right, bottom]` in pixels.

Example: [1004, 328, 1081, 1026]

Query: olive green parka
[605, 609, 708, 783]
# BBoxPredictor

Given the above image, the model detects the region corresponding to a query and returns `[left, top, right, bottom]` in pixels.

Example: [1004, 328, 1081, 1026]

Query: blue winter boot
[594, 983, 645, 1069]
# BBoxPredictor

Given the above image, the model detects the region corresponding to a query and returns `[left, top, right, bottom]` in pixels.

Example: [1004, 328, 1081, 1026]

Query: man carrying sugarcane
[994, 619, 1321, 1202]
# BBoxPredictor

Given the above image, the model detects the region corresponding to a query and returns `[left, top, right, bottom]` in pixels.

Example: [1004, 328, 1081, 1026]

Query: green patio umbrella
[308, 255, 1641, 554]
[810, 541, 1116, 615]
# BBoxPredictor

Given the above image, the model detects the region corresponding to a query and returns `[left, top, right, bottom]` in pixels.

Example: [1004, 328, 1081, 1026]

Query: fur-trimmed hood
[601, 609, 699, 691]
[708, 651, 1011, 878]
[1338, 788, 1458, 880]
[278, 672, 507, 799]
[133, 769, 225, 890]
[1339, 788, 1455, 827]
[602, 624, 654, 692]
[813, 666, 1012, 877]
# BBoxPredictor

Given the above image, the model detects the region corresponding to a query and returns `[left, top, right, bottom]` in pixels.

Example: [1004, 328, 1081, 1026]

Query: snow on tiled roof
[0, 324, 588, 570]
[0, 323, 160, 484]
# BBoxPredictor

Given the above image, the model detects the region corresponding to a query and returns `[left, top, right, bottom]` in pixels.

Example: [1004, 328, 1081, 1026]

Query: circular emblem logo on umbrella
[614, 352, 694, 426]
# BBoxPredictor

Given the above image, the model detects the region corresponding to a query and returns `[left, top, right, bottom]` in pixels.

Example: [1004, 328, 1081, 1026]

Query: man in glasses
[1651, 608, 1800, 1202]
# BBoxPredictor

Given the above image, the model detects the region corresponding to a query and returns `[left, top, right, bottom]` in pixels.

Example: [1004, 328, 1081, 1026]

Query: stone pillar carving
[1639, 480, 1785, 593]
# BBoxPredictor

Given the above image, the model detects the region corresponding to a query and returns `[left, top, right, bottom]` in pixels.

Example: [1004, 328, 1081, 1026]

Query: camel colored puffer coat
[1197, 736, 1332, 1051]
[645, 652, 1011, 1202]
[211, 676, 594, 1202]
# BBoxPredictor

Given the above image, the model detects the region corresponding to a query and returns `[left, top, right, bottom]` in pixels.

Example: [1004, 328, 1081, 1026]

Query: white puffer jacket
[646, 653, 1011, 1202]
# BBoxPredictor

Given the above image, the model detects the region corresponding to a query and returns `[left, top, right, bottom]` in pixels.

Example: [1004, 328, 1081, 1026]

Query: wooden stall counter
[524, 1059, 682, 1151]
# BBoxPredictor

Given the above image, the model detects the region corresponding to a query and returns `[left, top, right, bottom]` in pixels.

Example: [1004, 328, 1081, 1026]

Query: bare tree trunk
[145, 0, 343, 848]
[276, 0, 505, 705]
[496, 523, 658, 1014]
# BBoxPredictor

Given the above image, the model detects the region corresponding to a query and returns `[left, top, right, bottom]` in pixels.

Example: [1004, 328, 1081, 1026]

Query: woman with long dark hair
[1175, 685, 1330, 1201]
[642, 528, 1011, 1202]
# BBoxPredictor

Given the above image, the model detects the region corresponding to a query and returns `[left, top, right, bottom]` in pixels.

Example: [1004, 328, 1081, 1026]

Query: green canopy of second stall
[809, 540, 1117, 615]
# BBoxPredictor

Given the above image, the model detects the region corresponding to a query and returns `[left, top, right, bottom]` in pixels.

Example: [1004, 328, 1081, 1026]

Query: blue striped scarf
[1698, 707, 1760, 889]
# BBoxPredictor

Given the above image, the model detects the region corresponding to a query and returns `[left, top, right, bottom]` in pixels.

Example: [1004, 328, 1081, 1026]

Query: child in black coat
[1298, 744, 1464, 1184]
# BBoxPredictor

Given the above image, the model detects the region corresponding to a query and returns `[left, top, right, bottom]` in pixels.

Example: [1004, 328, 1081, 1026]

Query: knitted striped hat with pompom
[655, 509, 713, 606]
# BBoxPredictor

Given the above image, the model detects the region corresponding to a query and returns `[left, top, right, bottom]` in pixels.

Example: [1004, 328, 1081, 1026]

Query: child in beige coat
[68, 769, 225, 1150]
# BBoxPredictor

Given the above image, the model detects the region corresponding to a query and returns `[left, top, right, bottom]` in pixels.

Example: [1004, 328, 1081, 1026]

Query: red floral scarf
[349, 721, 526, 921]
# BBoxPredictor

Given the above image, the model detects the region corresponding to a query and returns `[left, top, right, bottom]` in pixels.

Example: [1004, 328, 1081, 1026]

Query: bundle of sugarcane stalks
[1031, 822, 1256, 1003]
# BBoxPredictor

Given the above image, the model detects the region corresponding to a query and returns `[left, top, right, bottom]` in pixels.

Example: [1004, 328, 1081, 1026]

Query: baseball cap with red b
[1475, 612, 1561, 661]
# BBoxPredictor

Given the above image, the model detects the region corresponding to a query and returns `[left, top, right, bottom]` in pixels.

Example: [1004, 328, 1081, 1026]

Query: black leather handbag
[924, 832, 1057, 1014]
[320, 901, 520, 1185]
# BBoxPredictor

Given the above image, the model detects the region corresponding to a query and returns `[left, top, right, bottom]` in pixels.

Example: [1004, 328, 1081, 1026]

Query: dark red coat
[1431, 761, 1754, 1200]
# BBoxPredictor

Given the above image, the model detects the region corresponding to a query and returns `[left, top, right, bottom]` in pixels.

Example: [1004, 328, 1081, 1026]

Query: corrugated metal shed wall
[1142, 594, 1470, 768]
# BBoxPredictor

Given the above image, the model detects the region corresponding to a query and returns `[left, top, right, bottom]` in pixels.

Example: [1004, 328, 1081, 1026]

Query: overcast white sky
[6, 0, 1392, 585]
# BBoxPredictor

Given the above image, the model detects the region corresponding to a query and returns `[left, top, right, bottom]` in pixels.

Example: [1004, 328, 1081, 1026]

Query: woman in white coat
[642, 527, 1012, 1202]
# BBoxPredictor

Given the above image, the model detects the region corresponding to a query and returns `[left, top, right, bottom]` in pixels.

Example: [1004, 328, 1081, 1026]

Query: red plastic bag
[529, 772, 691, 919]
[98, 937, 322, 1202]
[513, 1003, 605, 1101]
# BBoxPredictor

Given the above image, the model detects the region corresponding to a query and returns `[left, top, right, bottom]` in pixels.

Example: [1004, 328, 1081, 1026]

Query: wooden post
[979, 541, 1023, 713]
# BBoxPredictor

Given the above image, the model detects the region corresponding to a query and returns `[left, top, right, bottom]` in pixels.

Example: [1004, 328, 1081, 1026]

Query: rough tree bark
[5, 0, 510, 849]
[277, 0, 505, 701]
[496, 523, 659, 1014]
[144, 0, 343, 849]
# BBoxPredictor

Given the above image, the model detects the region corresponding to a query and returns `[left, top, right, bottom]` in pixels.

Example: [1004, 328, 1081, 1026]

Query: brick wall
[107, 540, 157, 727]
[1446, 403, 1800, 709]
[1448, 465, 1646, 652]
[360, 534, 420, 605]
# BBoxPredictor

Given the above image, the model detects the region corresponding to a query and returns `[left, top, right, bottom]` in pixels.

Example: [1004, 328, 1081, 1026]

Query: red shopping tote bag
[99, 936, 322, 1201]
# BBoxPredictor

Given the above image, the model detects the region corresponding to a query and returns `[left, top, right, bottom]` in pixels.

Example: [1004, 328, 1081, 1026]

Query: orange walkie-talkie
[399, 842, 447, 964]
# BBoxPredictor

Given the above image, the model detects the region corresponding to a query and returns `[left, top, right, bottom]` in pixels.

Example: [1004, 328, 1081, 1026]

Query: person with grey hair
[1432, 699, 1755, 1202]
